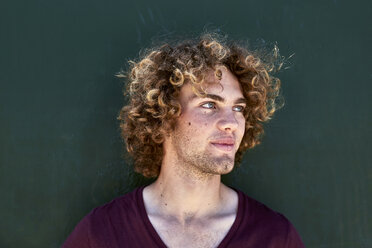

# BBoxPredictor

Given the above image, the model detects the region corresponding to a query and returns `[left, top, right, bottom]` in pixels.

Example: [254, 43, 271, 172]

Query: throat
[147, 207, 237, 248]
[143, 180, 238, 222]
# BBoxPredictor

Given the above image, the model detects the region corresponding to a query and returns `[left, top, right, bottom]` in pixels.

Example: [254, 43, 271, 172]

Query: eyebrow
[189, 94, 246, 104]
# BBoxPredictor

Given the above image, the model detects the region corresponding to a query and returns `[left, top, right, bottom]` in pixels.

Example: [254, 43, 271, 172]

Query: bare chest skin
[148, 212, 236, 248]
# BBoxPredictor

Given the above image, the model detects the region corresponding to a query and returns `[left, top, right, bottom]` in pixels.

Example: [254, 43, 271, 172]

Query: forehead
[180, 67, 244, 102]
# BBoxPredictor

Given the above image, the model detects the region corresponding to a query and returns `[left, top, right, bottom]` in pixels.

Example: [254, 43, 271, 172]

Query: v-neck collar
[136, 186, 244, 248]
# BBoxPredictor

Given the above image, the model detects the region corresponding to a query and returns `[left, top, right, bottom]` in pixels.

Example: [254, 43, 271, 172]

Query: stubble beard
[171, 132, 235, 178]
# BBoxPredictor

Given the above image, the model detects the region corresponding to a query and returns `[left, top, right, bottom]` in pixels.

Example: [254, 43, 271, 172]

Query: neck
[144, 153, 229, 223]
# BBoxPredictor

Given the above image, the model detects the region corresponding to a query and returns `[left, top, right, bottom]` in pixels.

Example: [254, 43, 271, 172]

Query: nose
[216, 109, 239, 132]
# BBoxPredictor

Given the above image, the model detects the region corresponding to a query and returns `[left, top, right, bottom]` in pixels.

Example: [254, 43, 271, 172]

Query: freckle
[165, 203, 168, 206]
[161, 194, 163, 197]
[188, 122, 191, 126]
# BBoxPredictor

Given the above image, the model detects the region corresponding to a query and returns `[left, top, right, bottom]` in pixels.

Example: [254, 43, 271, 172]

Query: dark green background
[1, 0, 371, 247]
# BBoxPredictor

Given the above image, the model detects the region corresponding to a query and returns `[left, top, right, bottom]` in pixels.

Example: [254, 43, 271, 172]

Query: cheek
[185, 111, 212, 125]
[180, 115, 213, 137]
[237, 116, 246, 136]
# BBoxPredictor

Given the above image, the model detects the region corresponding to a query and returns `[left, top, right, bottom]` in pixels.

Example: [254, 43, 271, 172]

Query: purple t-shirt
[62, 187, 305, 248]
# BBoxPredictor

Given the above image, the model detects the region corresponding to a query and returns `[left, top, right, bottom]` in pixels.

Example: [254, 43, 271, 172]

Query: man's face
[168, 67, 246, 176]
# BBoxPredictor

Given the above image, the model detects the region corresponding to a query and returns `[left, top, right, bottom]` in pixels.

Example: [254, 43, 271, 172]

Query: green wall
[1, 0, 371, 247]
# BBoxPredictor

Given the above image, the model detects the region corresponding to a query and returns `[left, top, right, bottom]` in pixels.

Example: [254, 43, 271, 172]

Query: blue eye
[233, 105, 245, 112]
[201, 102, 216, 109]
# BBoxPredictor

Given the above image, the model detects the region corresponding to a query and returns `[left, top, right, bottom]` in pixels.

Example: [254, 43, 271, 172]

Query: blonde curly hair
[117, 33, 284, 178]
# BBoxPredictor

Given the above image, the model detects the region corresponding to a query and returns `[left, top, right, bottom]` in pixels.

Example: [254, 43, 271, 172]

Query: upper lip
[210, 137, 235, 145]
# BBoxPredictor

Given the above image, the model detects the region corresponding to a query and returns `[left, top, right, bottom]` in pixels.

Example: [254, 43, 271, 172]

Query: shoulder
[239, 190, 289, 226]
[232, 189, 305, 247]
[62, 187, 143, 248]
[89, 187, 141, 221]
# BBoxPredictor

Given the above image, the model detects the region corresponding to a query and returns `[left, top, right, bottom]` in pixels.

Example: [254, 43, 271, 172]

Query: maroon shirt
[62, 187, 305, 248]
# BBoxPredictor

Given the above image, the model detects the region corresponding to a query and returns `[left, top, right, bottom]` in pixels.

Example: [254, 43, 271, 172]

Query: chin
[219, 164, 235, 175]
[188, 152, 236, 176]
[209, 159, 235, 175]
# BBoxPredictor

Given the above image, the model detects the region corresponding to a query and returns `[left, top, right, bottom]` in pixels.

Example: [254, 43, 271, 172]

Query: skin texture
[143, 67, 246, 248]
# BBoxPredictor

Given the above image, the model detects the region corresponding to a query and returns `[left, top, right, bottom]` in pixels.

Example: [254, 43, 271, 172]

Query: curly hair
[117, 33, 284, 178]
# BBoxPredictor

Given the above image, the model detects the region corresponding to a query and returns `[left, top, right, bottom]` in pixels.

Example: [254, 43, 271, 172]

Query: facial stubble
[171, 126, 235, 178]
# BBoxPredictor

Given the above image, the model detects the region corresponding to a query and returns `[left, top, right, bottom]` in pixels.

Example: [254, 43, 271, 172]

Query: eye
[233, 105, 245, 112]
[201, 102, 216, 109]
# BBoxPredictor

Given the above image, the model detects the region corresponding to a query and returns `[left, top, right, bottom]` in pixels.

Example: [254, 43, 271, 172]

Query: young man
[63, 34, 305, 247]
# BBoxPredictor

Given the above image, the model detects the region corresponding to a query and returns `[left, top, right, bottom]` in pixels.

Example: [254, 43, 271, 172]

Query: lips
[210, 137, 235, 152]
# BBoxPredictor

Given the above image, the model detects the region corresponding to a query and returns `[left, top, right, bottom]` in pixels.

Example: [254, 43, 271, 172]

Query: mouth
[211, 143, 234, 152]
[210, 138, 235, 151]
[210, 137, 235, 152]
